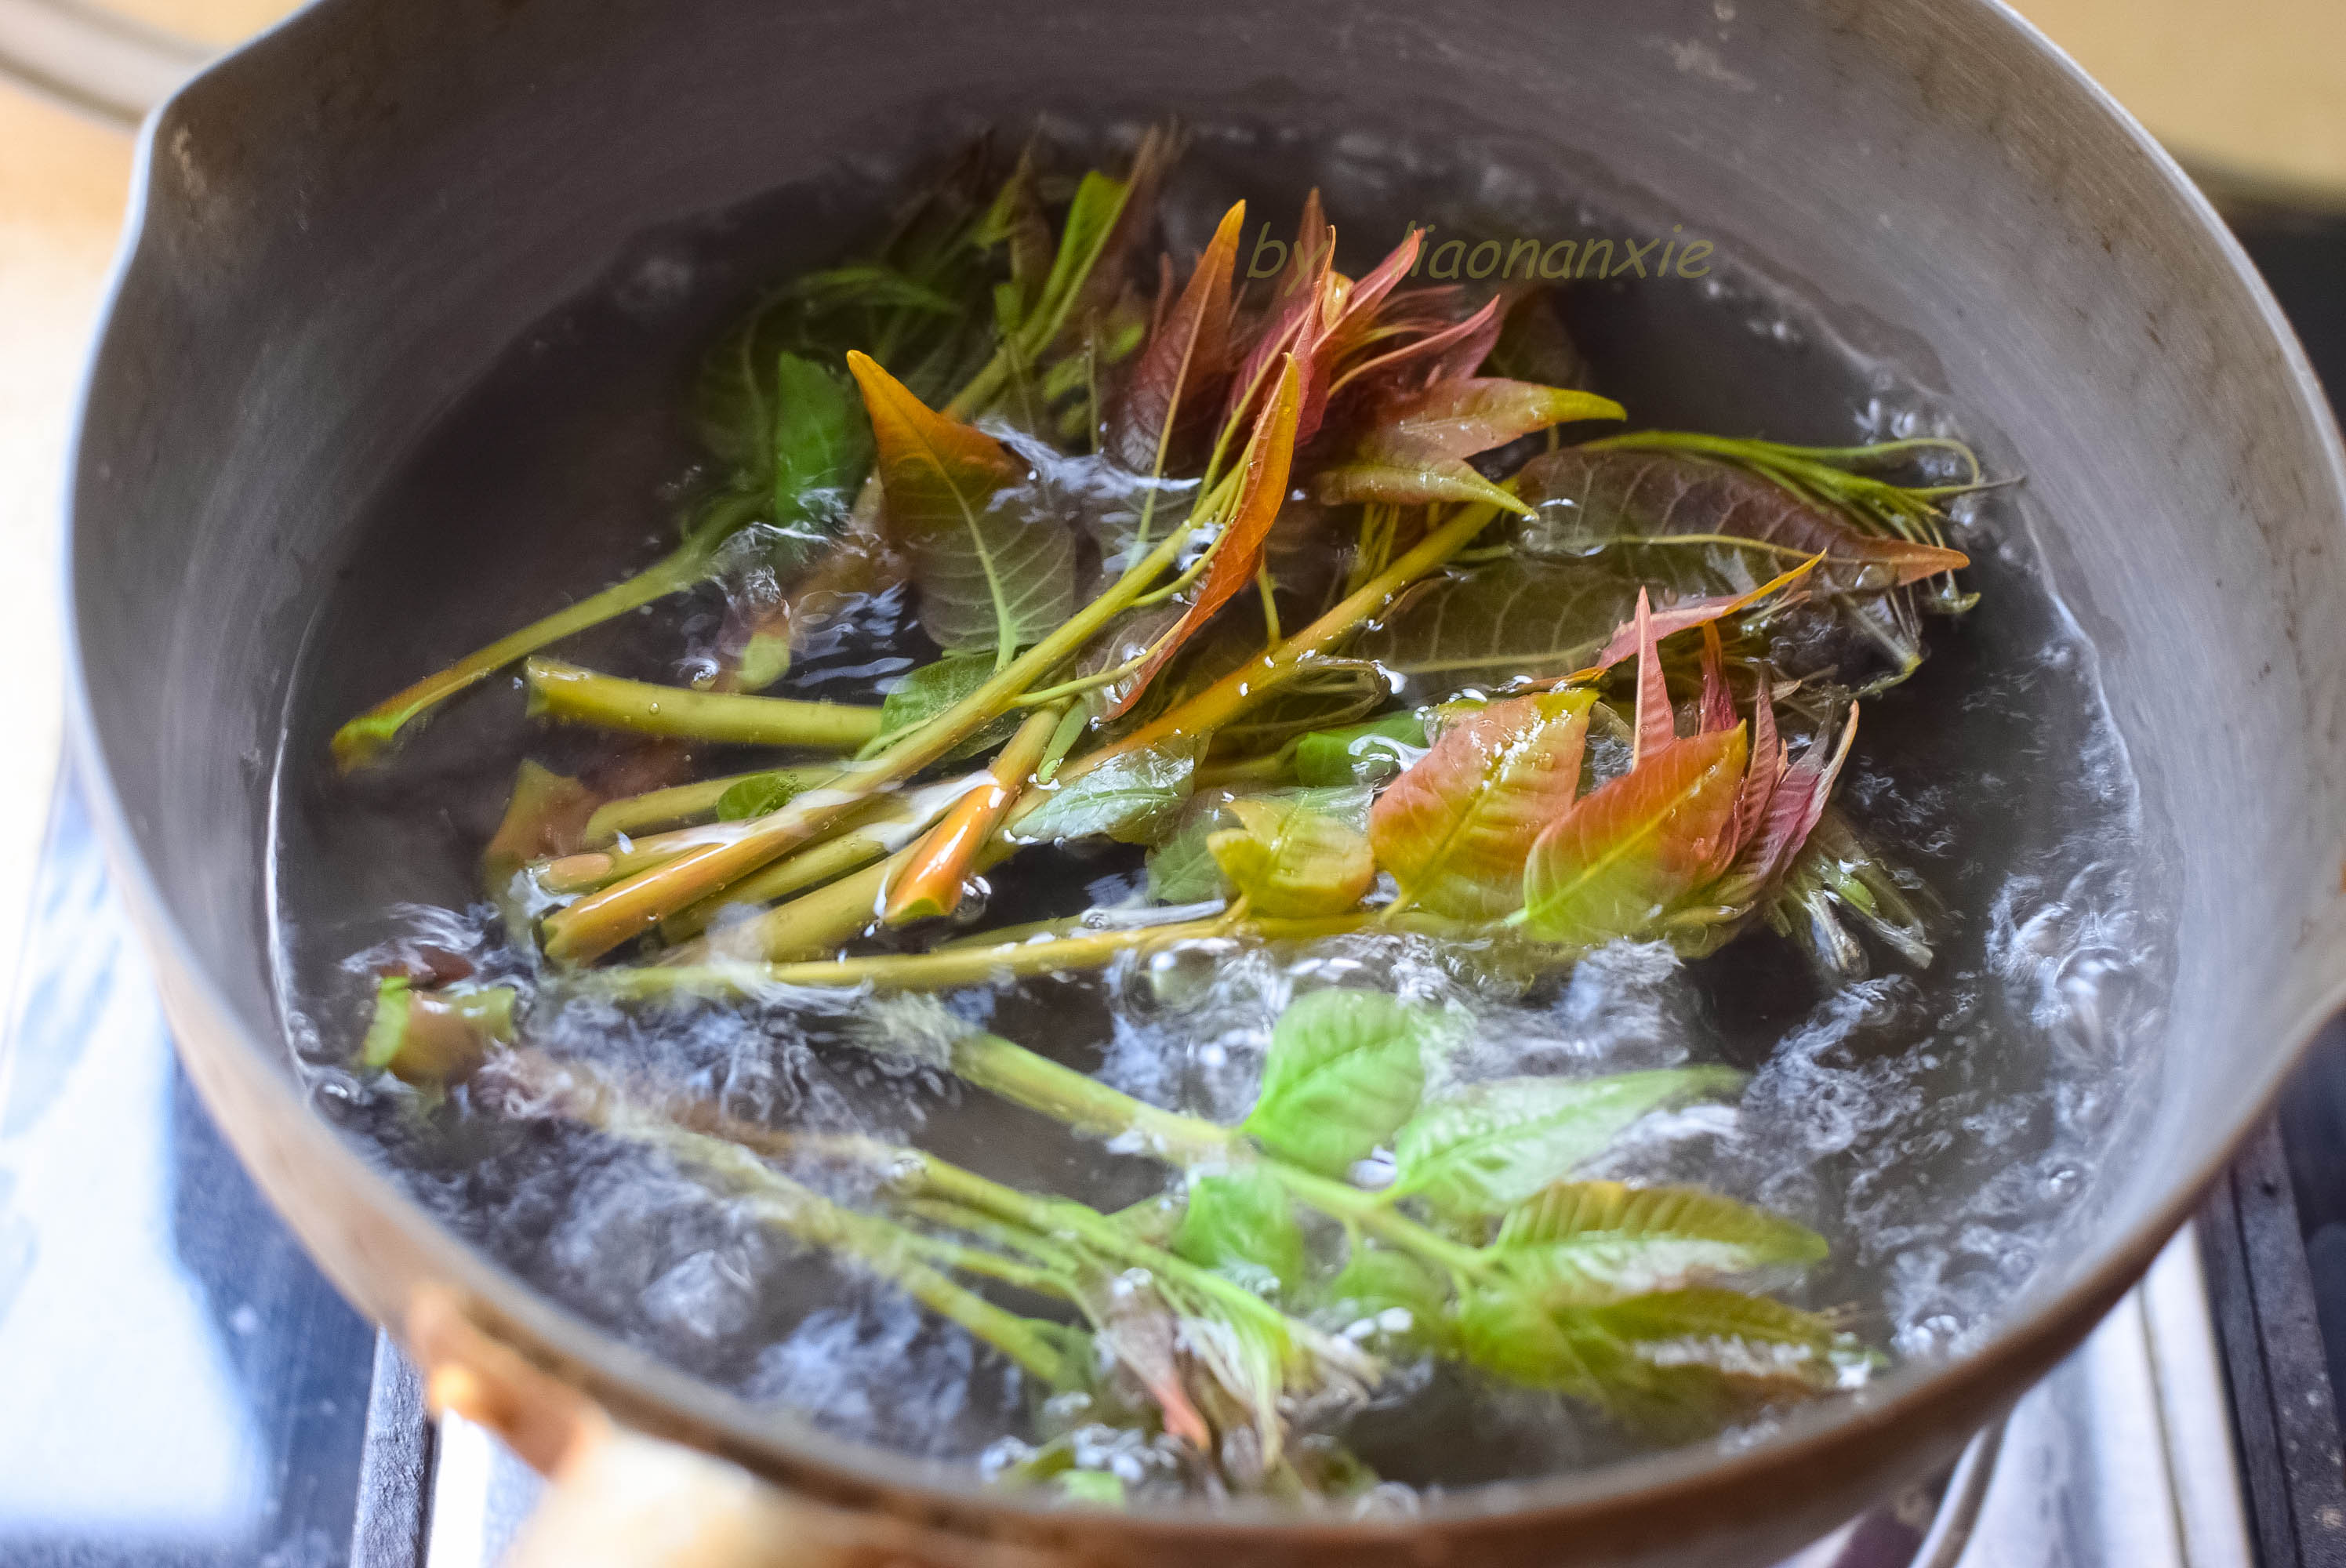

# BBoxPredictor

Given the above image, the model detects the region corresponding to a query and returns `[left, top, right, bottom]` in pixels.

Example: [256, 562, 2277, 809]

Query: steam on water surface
[273, 118, 2168, 1494]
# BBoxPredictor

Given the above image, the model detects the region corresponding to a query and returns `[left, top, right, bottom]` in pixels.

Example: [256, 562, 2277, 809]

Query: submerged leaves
[1316, 379, 1625, 515]
[1242, 990, 1429, 1177]
[1357, 559, 1661, 690]
[1207, 795, 1377, 918]
[336, 134, 1991, 1494]
[1487, 1181, 1827, 1305]
[849, 351, 1077, 658]
[1516, 447, 1966, 591]
[1388, 1068, 1745, 1221]
[1011, 739, 1197, 845]
[1371, 690, 1595, 921]
[1521, 726, 1750, 947]
[1174, 1167, 1308, 1294]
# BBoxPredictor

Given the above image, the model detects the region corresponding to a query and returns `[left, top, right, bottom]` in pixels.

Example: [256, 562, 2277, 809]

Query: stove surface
[0, 779, 376, 1566]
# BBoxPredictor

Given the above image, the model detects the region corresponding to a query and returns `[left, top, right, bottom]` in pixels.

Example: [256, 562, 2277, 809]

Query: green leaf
[875, 655, 1021, 760]
[1459, 1283, 1854, 1432]
[1389, 1068, 1745, 1220]
[879, 653, 992, 733]
[1369, 690, 1595, 922]
[1287, 712, 1428, 787]
[1487, 1181, 1827, 1305]
[1515, 447, 1966, 591]
[1522, 728, 1749, 947]
[1456, 1287, 1605, 1399]
[1172, 1168, 1307, 1294]
[786, 263, 966, 319]
[1242, 990, 1428, 1177]
[1055, 1470, 1127, 1508]
[1146, 809, 1230, 903]
[359, 976, 412, 1073]
[736, 632, 791, 691]
[768, 353, 871, 543]
[1010, 741, 1196, 846]
[714, 771, 806, 822]
[1026, 169, 1135, 354]
[1146, 786, 1371, 905]
[1573, 1287, 1854, 1421]
[1207, 796, 1376, 918]
[690, 304, 782, 474]
[1354, 559, 1655, 691]
[1325, 1244, 1451, 1350]
[848, 351, 1077, 657]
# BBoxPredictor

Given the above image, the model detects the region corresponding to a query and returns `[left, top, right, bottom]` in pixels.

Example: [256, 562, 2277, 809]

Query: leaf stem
[583, 768, 833, 847]
[537, 820, 756, 895]
[541, 487, 1211, 965]
[590, 917, 1225, 999]
[1067, 499, 1507, 778]
[658, 782, 964, 942]
[525, 659, 884, 750]
[563, 1080, 1081, 1386]
[885, 706, 1066, 923]
[331, 540, 717, 770]
[873, 1016, 1488, 1279]
[948, 1031, 1237, 1164]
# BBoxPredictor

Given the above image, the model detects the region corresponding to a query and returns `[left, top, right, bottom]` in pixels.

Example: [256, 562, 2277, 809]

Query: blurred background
[0, 3, 2340, 1565]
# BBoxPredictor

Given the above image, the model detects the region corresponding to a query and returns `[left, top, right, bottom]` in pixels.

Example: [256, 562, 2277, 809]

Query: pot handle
[0, 0, 213, 127]
[409, 1291, 1055, 1568]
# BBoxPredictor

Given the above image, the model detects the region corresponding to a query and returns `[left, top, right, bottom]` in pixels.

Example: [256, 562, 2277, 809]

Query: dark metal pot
[64, 0, 2346, 1563]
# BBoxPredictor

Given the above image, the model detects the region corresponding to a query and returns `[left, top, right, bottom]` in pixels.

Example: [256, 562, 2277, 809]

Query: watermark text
[1243, 223, 1712, 283]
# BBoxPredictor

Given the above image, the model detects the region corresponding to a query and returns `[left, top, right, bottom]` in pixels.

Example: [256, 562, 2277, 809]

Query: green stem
[541, 492, 1215, 965]
[588, 918, 1224, 1000]
[1267, 1166, 1487, 1279]
[332, 540, 718, 770]
[1192, 753, 1290, 789]
[901, 1199, 1085, 1275]
[572, 1085, 1080, 1386]
[1067, 499, 1506, 779]
[661, 824, 895, 942]
[583, 768, 833, 847]
[895, 1230, 1080, 1301]
[888, 1152, 1327, 1362]
[537, 821, 754, 895]
[896, 1020, 1487, 1279]
[949, 1031, 1237, 1164]
[1127, 471, 1244, 609]
[1582, 430, 1981, 485]
[1612, 533, 1832, 562]
[659, 775, 1001, 960]
[678, 845, 919, 965]
[526, 659, 883, 750]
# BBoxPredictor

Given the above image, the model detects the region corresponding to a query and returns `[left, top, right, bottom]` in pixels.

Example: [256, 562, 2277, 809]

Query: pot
[64, 1, 2346, 1563]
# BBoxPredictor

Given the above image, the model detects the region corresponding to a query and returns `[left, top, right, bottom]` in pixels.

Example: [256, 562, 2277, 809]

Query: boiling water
[271, 119, 2168, 1497]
